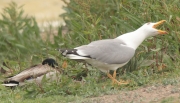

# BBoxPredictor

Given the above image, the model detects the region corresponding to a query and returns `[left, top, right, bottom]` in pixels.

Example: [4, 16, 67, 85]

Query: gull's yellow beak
[153, 20, 167, 35]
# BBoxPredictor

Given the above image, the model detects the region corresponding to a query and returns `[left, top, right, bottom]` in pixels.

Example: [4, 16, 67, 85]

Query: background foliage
[0, 0, 180, 102]
[61, 0, 180, 73]
[0, 2, 42, 61]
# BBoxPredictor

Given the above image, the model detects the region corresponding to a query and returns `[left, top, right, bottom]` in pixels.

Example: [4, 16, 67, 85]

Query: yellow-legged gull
[59, 20, 167, 85]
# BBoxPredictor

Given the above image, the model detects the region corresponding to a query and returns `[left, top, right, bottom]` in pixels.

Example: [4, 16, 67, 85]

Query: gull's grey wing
[76, 39, 135, 64]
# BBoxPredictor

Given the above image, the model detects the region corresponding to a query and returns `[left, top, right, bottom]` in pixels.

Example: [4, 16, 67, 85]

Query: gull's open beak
[153, 20, 167, 35]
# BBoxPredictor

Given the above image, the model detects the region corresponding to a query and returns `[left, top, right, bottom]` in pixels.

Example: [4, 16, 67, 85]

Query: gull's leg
[107, 71, 129, 85]
[114, 70, 128, 84]
[107, 72, 119, 84]
[112, 70, 116, 84]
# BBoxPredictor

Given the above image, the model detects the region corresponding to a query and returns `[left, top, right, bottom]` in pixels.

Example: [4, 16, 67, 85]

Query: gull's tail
[58, 49, 90, 59]
[58, 49, 78, 56]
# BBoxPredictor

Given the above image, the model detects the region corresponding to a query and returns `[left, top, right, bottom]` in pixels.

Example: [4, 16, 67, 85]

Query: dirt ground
[86, 84, 180, 103]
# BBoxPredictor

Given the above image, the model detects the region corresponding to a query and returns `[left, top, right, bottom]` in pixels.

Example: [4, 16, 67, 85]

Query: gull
[59, 20, 167, 85]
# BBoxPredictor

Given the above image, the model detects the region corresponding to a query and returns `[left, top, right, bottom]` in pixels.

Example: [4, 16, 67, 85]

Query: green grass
[160, 97, 177, 103]
[0, 0, 180, 103]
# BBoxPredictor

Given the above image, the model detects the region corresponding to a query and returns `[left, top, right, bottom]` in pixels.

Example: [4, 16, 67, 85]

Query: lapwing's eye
[147, 22, 151, 25]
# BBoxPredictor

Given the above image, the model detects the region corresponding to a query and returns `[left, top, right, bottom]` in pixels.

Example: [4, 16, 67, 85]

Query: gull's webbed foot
[107, 70, 129, 85]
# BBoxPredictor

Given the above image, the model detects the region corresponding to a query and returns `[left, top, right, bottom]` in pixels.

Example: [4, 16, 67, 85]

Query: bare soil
[86, 84, 180, 103]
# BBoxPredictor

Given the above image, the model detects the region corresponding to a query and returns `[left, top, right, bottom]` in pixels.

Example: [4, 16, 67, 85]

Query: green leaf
[15, 44, 26, 49]
[150, 48, 161, 52]
[0, 64, 9, 71]
[139, 60, 155, 67]
[163, 54, 173, 65]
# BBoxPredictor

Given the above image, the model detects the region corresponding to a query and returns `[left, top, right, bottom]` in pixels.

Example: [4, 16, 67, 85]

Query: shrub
[0, 2, 44, 62]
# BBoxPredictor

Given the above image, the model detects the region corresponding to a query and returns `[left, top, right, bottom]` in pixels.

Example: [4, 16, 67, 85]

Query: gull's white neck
[116, 28, 148, 50]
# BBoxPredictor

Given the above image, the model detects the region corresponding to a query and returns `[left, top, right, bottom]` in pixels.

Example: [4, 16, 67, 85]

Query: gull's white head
[116, 20, 168, 50]
[138, 20, 168, 37]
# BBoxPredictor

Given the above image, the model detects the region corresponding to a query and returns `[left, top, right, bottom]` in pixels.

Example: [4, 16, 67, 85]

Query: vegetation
[0, 0, 180, 102]
[0, 2, 41, 61]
